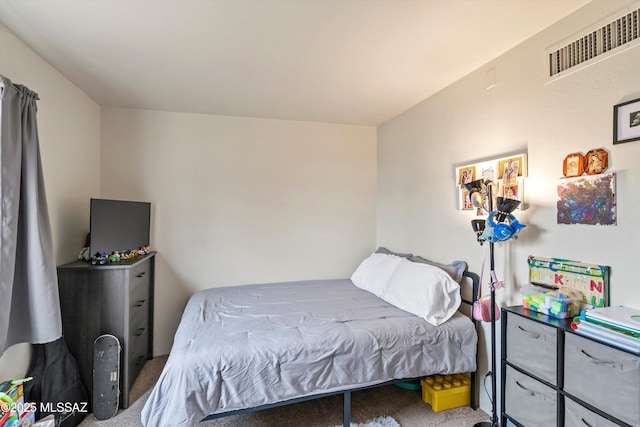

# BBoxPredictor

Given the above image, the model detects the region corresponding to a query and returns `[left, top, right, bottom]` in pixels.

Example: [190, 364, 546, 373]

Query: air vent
[548, 6, 640, 78]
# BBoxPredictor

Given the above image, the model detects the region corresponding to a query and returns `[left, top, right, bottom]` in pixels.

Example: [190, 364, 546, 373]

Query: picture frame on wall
[456, 164, 476, 210]
[500, 178, 523, 207]
[455, 154, 527, 212]
[584, 148, 608, 175]
[497, 154, 527, 182]
[457, 165, 476, 187]
[563, 152, 584, 177]
[614, 97, 640, 144]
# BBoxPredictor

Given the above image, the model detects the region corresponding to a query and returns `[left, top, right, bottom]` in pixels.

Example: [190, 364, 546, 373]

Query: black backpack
[24, 337, 88, 426]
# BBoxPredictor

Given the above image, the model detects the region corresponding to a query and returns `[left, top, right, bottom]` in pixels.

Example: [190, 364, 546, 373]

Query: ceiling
[0, 0, 590, 126]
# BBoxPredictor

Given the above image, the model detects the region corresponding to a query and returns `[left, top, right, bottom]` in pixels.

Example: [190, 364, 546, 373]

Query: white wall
[377, 0, 640, 414]
[100, 108, 377, 354]
[0, 23, 101, 378]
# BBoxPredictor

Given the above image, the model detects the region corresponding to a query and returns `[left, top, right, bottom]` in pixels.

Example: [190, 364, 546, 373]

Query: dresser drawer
[129, 318, 149, 359]
[565, 396, 621, 427]
[129, 280, 150, 333]
[127, 330, 149, 389]
[564, 333, 640, 426]
[506, 313, 557, 385]
[504, 365, 557, 426]
[130, 259, 151, 291]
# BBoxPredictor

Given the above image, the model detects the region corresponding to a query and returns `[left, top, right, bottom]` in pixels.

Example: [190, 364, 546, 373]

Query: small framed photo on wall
[563, 152, 584, 178]
[614, 97, 640, 144]
[456, 164, 476, 211]
[497, 154, 527, 182]
[500, 178, 523, 209]
[584, 148, 608, 175]
[457, 165, 476, 188]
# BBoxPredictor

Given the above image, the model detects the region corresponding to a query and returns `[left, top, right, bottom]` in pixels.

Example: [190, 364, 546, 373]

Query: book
[583, 306, 640, 337]
[574, 322, 640, 354]
[576, 321, 640, 346]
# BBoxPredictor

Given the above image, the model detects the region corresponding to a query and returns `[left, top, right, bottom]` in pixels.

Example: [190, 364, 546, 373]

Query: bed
[141, 251, 479, 427]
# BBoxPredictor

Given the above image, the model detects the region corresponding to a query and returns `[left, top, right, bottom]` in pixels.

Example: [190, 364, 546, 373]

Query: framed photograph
[457, 165, 476, 188]
[584, 148, 608, 175]
[460, 188, 473, 211]
[563, 152, 584, 177]
[614, 98, 640, 144]
[500, 178, 523, 209]
[497, 154, 527, 180]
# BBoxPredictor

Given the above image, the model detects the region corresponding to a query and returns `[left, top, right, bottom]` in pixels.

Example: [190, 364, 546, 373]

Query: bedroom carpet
[78, 356, 490, 427]
[334, 415, 401, 427]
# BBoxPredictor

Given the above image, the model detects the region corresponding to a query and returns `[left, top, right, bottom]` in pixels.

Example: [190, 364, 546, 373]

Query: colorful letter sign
[528, 255, 609, 308]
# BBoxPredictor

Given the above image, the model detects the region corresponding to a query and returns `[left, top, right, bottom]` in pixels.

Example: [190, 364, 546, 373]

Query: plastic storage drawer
[564, 396, 621, 427]
[504, 365, 557, 427]
[506, 313, 557, 385]
[564, 333, 640, 427]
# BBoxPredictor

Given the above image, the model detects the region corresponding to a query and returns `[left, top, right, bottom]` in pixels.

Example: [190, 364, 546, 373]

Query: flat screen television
[89, 198, 151, 256]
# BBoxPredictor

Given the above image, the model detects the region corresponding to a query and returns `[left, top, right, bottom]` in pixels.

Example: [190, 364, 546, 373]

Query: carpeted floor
[79, 356, 490, 427]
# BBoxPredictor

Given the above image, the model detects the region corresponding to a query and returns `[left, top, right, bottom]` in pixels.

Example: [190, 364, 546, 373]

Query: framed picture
[455, 154, 526, 211]
[583, 148, 608, 175]
[457, 165, 476, 188]
[497, 154, 527, 181]
[563, 152, 584, 177]
[500, 178, 523, 209]
[614, 98, 640, 144]
[460, 188, 473, 210]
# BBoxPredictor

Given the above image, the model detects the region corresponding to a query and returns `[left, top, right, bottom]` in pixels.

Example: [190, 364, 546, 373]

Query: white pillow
[383, 258, 461, 326]
[350, 253, 402, 297]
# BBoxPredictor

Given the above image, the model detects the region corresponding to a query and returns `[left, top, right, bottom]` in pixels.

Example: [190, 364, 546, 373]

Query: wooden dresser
[57, 252, 155, 409]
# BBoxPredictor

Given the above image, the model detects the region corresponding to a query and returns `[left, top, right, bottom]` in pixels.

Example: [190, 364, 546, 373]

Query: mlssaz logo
[40, 401, 89, 413]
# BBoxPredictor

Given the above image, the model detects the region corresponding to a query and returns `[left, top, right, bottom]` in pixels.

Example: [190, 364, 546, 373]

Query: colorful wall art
[557, 173, 616, 225]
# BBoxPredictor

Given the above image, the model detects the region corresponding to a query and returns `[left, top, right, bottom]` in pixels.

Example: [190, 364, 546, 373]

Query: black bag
[24, 337, 88, 426]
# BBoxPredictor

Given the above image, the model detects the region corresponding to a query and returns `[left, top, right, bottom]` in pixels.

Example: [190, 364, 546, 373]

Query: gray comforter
[141, 279, 477, 426]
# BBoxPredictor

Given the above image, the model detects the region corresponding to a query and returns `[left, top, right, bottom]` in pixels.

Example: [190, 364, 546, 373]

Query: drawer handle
[579, 349, 622, 370]
[514, 380, 544, 400]
[136, 299, 146, 307]
[135, 327, 146, 336]
[580, 418, 594, 427]
[137, 272, 147, 278]
[517, 325, 543, 340]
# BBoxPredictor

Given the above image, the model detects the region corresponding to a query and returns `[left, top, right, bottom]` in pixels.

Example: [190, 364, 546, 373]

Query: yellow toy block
[420, 373, 471, 412]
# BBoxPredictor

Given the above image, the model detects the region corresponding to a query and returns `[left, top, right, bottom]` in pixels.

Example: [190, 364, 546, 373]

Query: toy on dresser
[522, 287, 582, 319]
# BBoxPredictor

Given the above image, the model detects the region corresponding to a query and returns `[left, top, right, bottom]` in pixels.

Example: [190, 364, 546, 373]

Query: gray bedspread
[141, 279, 477, 426]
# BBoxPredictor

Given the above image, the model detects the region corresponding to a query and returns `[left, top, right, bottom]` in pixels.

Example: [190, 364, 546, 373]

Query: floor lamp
[464, 179, 525, 427]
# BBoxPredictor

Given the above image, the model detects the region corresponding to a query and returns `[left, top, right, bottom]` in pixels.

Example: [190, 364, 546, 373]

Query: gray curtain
[0, 74, 62, 355]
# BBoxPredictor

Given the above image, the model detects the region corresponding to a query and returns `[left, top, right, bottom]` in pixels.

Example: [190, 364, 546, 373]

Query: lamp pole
[474, 182, 499, 427]
[488, 238, 498, 427]
[466, 178, 524, 427]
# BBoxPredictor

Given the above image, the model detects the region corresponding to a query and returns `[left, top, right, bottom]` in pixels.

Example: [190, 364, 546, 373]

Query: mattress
[141, 279, 477, 426]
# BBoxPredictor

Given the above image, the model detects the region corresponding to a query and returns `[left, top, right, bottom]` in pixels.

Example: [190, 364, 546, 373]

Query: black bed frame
[202, 270, 481, 426]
